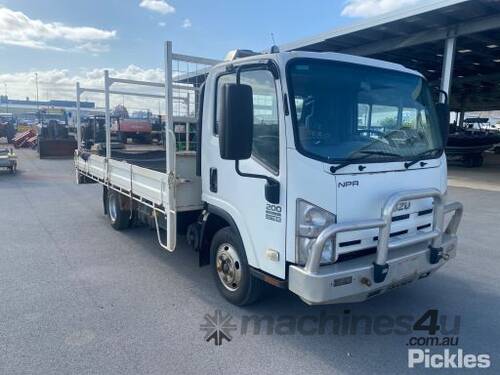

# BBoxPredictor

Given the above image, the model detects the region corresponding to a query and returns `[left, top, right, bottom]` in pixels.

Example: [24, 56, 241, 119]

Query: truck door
[203, 65, 287, 279]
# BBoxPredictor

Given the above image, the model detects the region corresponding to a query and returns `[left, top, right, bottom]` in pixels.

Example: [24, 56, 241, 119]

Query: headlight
[296, 199, 336, 266]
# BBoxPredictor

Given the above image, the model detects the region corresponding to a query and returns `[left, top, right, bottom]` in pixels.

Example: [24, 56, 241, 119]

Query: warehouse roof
[281, 0, 500, 111]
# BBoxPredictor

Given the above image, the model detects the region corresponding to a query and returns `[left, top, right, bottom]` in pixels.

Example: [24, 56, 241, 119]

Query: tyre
[464, 154, 484, 168]
[119, 133, 128, 144]
[210, 227, 264, 306]
[140, 134, 153, 144]
[107, 190, 130, 230]
[473, 155, 484, 168]
[463, 155, 475, 168]
[186, 222, 201, 250]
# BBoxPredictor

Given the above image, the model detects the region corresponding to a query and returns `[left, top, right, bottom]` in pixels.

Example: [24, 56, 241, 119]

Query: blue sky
[0, 0, 359, 72]
[0, 0, 424, 103]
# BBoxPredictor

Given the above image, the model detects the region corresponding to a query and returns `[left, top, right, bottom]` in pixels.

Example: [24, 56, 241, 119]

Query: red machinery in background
[112, 117, 153, 144]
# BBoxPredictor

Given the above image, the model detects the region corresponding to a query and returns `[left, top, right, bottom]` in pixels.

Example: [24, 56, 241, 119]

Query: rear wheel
[463, 154, 483, 168]
[473, 154, 484, 167]
[210, 227, 264, 306]
[140, 134, 152, 144]
[119, 133, 128, 144]
[107, 190, 130, 230]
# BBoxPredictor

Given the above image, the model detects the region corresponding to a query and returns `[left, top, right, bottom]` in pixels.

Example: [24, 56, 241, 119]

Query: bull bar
[289, 189, 463, 304]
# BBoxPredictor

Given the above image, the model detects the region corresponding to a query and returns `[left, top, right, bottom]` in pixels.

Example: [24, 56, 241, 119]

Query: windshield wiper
[330, 150, 402, 174]
[330, 157, 366, 174]
[404, 148, 443, 169]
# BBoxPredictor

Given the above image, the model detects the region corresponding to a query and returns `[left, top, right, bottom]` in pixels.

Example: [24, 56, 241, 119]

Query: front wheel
[210, 227, 264, 306]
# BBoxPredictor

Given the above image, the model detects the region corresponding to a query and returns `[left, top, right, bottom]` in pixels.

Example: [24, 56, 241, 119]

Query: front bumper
[288, 189, 463, 305]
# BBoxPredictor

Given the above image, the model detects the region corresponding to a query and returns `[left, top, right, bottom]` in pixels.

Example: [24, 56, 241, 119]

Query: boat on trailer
[446, 118, 500, 167]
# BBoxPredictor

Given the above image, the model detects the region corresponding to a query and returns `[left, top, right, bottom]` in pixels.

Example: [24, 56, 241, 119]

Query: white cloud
[0, 66, 167, 111]
[158, 21, 166, 27]
[0, 6, 116, 52]
[75, 42, 111, 54]
[139, 0, 175, 15]
[341, 0, 420, 18]
[182, 18, 192, 29]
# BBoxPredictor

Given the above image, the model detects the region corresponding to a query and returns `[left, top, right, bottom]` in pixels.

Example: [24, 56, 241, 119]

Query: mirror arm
[437, 88, 449, 104]
[236, 66, 242, 85]
[235, 160, 275, 184]
[235, 161, 280, 204]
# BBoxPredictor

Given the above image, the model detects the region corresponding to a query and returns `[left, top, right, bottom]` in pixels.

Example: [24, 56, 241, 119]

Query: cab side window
[215, 69, 280, 173]
[215, 73, 235, 134]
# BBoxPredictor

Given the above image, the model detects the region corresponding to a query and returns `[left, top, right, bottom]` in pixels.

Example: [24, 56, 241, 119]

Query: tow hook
[373, 262, 389, 283]
[360, 277, 372, 287]
[429, 246, 444, 264]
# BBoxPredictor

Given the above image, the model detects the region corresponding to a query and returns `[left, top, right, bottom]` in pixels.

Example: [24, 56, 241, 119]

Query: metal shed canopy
[281, 0, 500, 112]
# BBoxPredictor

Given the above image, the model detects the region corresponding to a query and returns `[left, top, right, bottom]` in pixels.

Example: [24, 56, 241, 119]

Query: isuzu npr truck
[75, 41, 463, 306]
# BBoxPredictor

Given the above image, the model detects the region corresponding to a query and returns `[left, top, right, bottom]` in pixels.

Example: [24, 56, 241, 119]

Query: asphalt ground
[1, 148, 499, 374]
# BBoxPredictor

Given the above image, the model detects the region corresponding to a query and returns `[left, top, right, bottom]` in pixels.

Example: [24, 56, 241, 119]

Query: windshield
[287, 59, 443, 163]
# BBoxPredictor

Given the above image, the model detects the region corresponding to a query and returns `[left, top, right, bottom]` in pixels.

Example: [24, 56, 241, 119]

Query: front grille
[373, 229, 409, 241]
[417, 223, 432, 230]
[418, 209, 433, 216]
[339, 239, 362, 247]
[337, 247, 377, 262]
[392, 214, 410, 222]
[335, 207, 434, 262]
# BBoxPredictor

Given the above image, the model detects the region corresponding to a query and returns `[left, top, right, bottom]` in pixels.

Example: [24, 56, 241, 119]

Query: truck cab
[198, 50, 463, 305]
[75, 45, 463, 306]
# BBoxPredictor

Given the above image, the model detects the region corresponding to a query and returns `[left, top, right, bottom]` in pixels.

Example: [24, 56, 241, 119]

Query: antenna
[270, 33, 280, 54]
[271, 33, 277, 46]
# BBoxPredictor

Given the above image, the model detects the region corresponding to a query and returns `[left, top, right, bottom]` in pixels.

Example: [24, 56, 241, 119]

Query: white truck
[75, 41, 463, 306]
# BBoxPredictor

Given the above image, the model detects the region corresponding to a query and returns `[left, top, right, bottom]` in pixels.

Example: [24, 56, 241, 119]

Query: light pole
[35, 73, 39, 112]
[3, 83, 7, 113]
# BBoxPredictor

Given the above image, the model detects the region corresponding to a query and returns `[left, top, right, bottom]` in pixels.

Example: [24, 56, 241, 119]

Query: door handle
[209, 168, 217, 193]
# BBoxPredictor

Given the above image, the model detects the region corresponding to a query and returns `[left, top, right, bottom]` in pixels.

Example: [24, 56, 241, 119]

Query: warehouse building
[0, 96, 95, 123]
[281, 0, 500, 123]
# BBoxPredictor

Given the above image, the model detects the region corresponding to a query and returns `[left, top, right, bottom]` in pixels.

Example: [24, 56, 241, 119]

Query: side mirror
[435, 103, 450, 145]
[219, 83, 254, 160]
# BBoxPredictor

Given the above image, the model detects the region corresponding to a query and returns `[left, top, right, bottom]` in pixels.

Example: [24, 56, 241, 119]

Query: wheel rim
[216, 243, 242, 292]
[108, 194, 118, 222]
